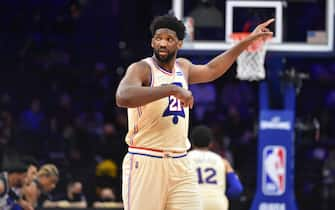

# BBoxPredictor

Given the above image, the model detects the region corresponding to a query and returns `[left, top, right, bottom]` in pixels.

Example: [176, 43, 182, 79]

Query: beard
[154, 48, 176, 63]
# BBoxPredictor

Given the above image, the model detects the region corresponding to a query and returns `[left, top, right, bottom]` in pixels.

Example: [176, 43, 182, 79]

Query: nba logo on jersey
[262, 146, 286, 196]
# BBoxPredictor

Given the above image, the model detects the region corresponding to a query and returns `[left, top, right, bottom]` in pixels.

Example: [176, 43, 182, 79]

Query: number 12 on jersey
[196, 167, 218, 184]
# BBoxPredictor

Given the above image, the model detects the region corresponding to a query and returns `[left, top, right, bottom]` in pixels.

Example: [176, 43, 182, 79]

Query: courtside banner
[250, 110, 298, 210]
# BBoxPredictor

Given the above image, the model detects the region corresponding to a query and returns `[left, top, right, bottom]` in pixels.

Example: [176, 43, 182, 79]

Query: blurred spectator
[18, 98, 47, 157]
[96, 160, 118, 179]
[76, 105, 104, 137]
[210, 135, 234, 166]
[99, 187, 116, 201]
[0, 111, 15, 147]
[95, 159, 120, 195]
[19, 98, 45, 133]
[322, 149, 335, 209]
[220, 81, 255, 113]
[95, 62, 111, 91]
[113, 109, 128, 134]
[96, 123, 126, 164]
[47, 93, 74, 159]
[24, 164, 59, 208]
[22, 156, 39, 185]
[189, 83, 216, 122]
[224, 105, 244, 141]
[325, 90, 335, 110]
[11, 155, 39, 197]
[43, 180, 87, 208]
[53, 93, 75, 133]
[93, 187, 123, 208]
[0, 92, 14, 112]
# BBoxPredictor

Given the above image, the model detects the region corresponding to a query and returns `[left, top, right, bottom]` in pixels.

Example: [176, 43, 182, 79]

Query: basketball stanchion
[230, 33, 299, 210]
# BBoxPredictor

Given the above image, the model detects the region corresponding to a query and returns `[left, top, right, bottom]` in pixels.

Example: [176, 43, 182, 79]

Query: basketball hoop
[231, 32, 269, 81]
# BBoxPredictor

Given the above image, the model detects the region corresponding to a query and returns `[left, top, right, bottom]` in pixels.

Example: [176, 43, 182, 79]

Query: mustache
[154, 49, 175, 63]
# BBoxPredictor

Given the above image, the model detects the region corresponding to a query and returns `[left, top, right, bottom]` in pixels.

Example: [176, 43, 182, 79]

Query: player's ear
[151, 38, 154, 48]
[177, 40, 183, 49]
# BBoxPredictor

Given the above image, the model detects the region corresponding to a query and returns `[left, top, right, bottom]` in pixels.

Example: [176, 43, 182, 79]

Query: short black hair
[2, 158, 28, 173]
[191, 125, 214, 148]
[150, 15, 186, 40]
[22, 156, 39, 168]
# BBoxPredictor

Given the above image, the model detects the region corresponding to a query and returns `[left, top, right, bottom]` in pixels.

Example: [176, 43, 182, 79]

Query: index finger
[260, 18, 275, 27]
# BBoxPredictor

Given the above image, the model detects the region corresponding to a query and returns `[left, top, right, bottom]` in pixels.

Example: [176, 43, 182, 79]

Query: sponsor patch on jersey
[176, 71, 184, 76]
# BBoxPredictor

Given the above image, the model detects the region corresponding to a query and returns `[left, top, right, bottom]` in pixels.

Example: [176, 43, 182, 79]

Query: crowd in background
[0, 0, 334, 209]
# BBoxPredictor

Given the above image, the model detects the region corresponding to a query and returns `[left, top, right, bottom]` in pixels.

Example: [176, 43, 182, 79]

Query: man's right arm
[224, 159, 243, 198]
[116, 61, 193, 108]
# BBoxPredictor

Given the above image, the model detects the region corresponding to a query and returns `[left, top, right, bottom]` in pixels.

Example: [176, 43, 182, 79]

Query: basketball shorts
[201, 194, 228, 210]
[122, 147, 202, 210]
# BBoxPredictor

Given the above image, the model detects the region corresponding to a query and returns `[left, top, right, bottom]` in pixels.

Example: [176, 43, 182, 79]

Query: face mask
[101, 197, 114, 202]
[72, 192, 83, 201]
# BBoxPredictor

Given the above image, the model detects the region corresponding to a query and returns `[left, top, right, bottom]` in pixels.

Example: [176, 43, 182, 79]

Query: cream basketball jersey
[188, 150, 228, 199]
[125, 57, 190, 152]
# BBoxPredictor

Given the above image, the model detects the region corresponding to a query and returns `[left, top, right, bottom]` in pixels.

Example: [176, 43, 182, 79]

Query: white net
[236, 43, 267, 81]
[231, 33, 268, 81]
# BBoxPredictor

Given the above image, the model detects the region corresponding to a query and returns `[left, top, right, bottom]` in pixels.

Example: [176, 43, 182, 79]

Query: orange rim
[230, 32, 250, 41]
[230, 32, 269, 52]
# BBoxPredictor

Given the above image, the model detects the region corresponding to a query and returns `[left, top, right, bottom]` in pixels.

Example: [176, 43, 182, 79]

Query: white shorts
[201, 195, 228, 210]
[122, 147, 202, 210]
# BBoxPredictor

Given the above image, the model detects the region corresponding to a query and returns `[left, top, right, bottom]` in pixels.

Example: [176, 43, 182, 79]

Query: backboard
[172, 0, 334, 55]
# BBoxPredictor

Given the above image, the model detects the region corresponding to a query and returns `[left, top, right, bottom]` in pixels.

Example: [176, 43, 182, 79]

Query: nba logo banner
[250, 90, 298, 210]
[263, 146, 286, 195]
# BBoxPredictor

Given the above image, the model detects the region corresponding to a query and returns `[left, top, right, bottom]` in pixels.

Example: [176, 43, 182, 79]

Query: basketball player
[0, 165, 27, 210]
[116, 15, 273, 210]
[12, 156, 39, 210]
[23, 164, 59, 208]
[189, 125, 243, 210]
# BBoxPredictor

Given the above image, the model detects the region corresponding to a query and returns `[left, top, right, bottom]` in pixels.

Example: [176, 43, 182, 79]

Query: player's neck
[152, 55, 175, 73]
